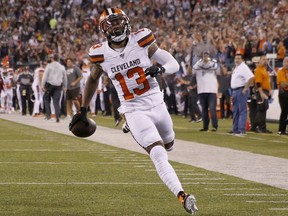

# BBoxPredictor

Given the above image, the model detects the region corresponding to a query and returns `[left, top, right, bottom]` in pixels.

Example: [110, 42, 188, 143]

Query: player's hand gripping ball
[69, 107, 96, 138]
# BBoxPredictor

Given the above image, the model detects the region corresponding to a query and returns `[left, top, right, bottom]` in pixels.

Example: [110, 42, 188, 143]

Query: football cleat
[178, 191, 198, 215]
[122, 121, 130, 133]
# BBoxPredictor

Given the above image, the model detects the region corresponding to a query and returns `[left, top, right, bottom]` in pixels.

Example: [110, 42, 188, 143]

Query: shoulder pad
[133, 28, 156, 47]
[88, 43, 105, 63]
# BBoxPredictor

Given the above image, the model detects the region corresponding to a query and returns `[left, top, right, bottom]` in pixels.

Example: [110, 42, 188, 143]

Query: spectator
[276, 56, 288, 135]
[65, 57, 83, 119]
[193, 51, 220, 131]
[230, 53, 254, 135]
[254, 55, 273, 133]
[165, 73, 179, 115]
[41, 54, 67, 123]
[17, 66, 34, 116]
[0, 72, 3, 98]
[217, 65, 232, 119]
[180, 66, 202, 122]
[277, 40, 286, 64]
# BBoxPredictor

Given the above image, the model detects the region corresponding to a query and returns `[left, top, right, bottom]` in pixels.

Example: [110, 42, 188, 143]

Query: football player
[69, 8, 198, 214]
[32, 63, 45, 116]
[0, 68, 14, 114]
[14, 67, 23, 112]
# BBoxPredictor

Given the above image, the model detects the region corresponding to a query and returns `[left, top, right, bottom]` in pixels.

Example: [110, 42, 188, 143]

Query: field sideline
[0, 113, 287, 215]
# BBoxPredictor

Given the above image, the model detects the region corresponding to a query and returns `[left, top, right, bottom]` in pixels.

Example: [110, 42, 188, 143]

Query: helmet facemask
[100, 14, 131, 43]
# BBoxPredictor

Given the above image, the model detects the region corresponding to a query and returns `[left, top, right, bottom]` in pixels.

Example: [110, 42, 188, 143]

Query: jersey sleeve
[277, 69, 285, 85]
[88, 43, 105, 64]
[254, 68, 262, 84]
[134, 28, 156, 47]
[192, 60, 201, 70]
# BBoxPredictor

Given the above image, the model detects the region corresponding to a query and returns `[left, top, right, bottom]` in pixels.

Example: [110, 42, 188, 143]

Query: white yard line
[0, 162, 152, 165]
[205, 188, 262, 191]
[0, 182, 247, 185]
[269, 208, 288, 211]
[224, 194, 287, 196]
[247, 201, 288, 203]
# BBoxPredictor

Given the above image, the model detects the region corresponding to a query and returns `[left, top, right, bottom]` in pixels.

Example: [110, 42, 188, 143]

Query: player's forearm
[151, 48, 180, 74]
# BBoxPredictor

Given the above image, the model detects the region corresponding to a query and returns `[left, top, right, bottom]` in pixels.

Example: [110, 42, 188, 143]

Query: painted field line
[0, 182, 246, 185]
[0, 182, 163, 185]
[182, 178, 225, 180]
[269, 208, 288, 211]
[100, 150, 120, 152]
[247, 201, 288, 203]
[224, 194, 287, 196]
[205, 188, 262, 191]
[176, 173, 208, 176]
[113, 159, 151, 162]
[134, 165, 148, 167]
[0, 162, 152, 165]
[183, 182, 246, 185]
[0, 140, 47, 142]
[271, 140, 287, 143]
[104, 156, 137, 159]
[0, 149, 100, 152]
[145, 169, 201, 174]
[173, 169, 197, 172]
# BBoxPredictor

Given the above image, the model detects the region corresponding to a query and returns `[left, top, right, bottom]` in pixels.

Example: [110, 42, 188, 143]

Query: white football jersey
[32, 67, 44, 89]
[89, 28, 163, 114]
[2, 74, 13, 91]
[193, 59, 220, 94]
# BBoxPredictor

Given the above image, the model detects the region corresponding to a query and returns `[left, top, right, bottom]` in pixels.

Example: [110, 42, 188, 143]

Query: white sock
[150, 145, 183, 196]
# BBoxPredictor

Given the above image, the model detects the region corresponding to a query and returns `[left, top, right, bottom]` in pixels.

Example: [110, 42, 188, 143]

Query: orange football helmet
[99, 8, 131, 43]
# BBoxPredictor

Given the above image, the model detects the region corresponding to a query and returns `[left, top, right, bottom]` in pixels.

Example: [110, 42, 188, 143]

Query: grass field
[0, 117, 287, 216]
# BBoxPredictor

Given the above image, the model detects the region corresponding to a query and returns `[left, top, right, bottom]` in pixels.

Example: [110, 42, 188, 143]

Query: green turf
[91, 114, 288, 159]
[0, 119, 287, 216]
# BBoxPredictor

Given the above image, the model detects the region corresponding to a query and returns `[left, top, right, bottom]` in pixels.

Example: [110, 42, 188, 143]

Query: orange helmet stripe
[114, 8, 123, 14]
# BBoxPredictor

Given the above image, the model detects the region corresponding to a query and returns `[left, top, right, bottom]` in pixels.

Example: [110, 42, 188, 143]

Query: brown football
[70, 118, 96, 138]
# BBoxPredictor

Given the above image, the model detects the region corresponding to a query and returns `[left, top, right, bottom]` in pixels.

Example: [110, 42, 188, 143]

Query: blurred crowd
[0, 0, 288, 133]
[0, 0, 287, 69]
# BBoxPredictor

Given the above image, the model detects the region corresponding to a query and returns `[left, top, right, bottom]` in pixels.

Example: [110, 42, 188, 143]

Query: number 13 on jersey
[115, 66, 150, 100]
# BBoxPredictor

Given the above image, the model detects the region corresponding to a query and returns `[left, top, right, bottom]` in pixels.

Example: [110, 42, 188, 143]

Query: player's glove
[145, 65, 165, 77]
[122, 121, 130, 134]
[69, 107, 89, 130]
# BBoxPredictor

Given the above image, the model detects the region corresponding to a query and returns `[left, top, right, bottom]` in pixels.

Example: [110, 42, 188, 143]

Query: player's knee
[146, 141, 164, 154]
[164, 140, 174, 152]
